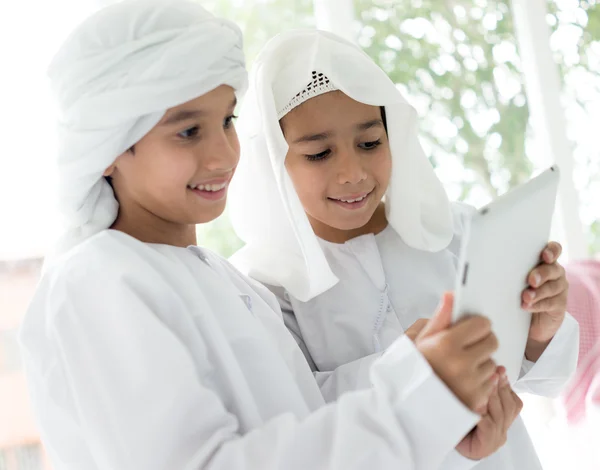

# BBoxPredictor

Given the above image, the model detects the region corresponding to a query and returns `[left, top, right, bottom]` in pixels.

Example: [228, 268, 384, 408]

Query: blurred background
[0, 0, 598, 469]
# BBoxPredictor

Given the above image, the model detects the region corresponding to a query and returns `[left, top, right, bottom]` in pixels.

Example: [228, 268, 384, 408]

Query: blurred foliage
[355, 0, 532, 199]
[590, 220, 600, 254]
[196, 209, 244, 258]
[201, 0, 315, 66]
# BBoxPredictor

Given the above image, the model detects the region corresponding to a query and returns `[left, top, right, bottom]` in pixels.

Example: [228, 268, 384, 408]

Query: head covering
[276, 70, 338, 118]
[228, 30, 452, 302]
[561, 260, 600, 424]
[49, 0, 247, 256]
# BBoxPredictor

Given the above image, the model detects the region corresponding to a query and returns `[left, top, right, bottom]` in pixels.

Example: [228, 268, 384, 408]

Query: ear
[103, 146, 135, 177]
[103, 163, 117, 177]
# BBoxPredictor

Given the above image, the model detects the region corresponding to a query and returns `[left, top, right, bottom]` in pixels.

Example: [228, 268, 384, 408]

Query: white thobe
[19, 229, 480, 470]
[265, 203, 579, 470]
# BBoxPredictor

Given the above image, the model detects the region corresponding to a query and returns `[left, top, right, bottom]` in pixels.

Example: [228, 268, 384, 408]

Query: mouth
[187, 180, 229, 201]
[328, 189, 374, 210]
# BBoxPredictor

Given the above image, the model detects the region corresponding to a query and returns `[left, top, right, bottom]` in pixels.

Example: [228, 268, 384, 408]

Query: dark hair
[380, 106, 388, 133]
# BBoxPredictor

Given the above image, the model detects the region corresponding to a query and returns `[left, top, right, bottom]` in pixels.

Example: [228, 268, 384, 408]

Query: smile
[187, 179, 230, 201]
[187, 182, 228, 192]
[328, 189, 374, 209]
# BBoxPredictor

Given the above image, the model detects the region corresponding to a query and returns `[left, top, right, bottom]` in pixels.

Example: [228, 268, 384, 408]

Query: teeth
[190, 182, 227, 192]
[339, 195, 366, 203]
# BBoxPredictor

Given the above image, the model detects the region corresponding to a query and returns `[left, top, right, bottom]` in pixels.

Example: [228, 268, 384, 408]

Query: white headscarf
[49, 0, 247, 256]
[228, 30, 452, 302]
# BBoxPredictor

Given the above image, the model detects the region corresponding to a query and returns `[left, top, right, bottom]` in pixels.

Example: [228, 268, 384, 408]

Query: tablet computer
[452, 165, 560, 384]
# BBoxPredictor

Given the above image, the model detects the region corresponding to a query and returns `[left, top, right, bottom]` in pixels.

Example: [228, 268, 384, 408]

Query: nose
[200, 128, 240, 172]
[337, 148, 367, 185]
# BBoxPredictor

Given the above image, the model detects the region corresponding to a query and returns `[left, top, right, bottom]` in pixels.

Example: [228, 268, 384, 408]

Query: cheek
[286, 160, 330, 209]
[229, 130, 241, 162]
[138, 146, 196, 192]
[372, 151, 392, 190]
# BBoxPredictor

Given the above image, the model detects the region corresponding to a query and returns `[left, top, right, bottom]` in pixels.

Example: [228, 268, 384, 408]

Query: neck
[111, 202, 197, 248]
[309, 202, 389, 244]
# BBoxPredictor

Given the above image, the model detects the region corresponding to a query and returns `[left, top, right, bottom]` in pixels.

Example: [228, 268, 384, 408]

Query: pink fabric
[562, 260, 600, 424]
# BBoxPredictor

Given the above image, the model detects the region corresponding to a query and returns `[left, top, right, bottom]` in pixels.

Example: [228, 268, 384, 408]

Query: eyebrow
[356, 119, 384, 131]
[292, 132, 332, 144]
[292, 118, 385, 144]
[161, 97, 238, 126]
[161, 110, 205, 126]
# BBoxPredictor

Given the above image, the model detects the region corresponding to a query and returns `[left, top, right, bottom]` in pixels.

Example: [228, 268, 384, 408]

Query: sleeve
[47, 266, 479, 470]
[514, 313, 579, 397]
[438, 450, 480, 470]
[313, 355, 383, 402]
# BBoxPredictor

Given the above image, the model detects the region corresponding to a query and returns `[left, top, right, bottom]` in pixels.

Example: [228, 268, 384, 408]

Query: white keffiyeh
[228, 30, 452, 302]
[49, 0, 247, 257]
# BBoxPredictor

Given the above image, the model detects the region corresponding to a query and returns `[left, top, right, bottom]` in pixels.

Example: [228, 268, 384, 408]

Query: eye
[358, 139, 382, 150]
[305, 149, 331, 162]
[177, 126, 200, 140]
[224, 114, 238, 129]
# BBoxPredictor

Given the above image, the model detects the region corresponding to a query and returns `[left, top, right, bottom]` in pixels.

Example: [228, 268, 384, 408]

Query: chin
[333, 214, 373, 231]
[192, 202, 227, 225]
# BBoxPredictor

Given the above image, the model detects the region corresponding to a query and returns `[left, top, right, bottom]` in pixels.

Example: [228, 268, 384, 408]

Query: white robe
[19, 229, 480, 470]
[263, 203, 579, 470]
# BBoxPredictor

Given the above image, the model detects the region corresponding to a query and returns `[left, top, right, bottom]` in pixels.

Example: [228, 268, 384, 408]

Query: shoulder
[34, 231, 178, 321]
[44, 230, 157, 282]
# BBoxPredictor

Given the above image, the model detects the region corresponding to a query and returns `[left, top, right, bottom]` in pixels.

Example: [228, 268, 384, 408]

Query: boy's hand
[522, 242, 568, 361]
[415, 293, 500, 413]
[404, 318, 428, 342]
[456, 372, 523, 460]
